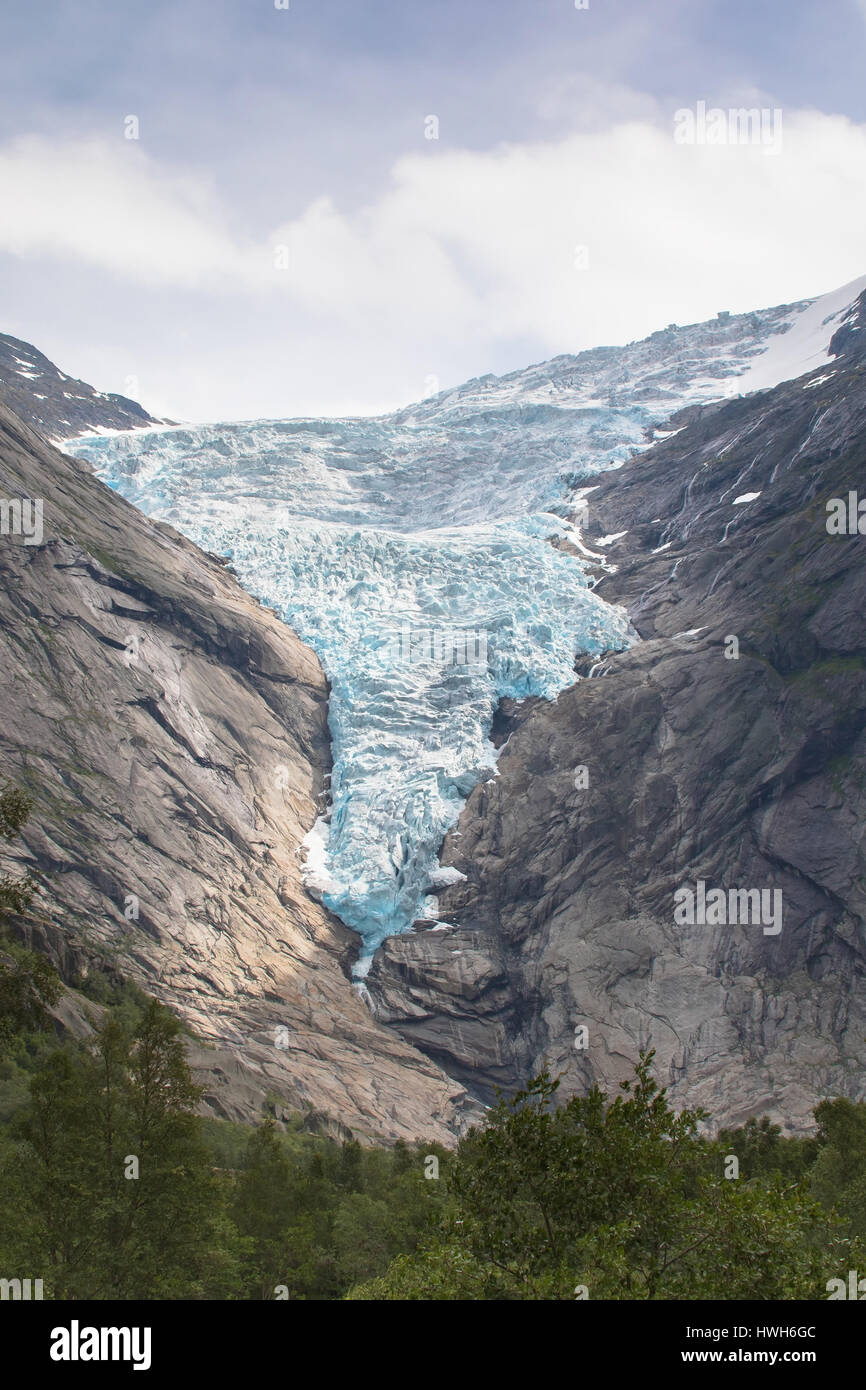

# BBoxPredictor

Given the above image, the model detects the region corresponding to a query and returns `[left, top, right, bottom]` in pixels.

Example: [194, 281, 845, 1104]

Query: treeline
[2, 959, 865, 1301]
[0, 980, 451, 1299]
[1, 783, 865, 1300]
[350, 1063, 866, 1300]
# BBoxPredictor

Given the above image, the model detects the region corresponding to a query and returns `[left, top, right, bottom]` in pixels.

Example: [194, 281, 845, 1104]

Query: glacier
[66, 281, 863, 976]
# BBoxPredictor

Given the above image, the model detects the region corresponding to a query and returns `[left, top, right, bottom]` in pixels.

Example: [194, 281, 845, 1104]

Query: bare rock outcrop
[368, 298, 866, 1133]
[0, 332, 163, 441]
[0, 402, 479, 1143]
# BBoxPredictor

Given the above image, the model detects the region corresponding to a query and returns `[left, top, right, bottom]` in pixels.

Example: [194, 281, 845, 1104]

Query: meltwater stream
[67, 297, 813, 975]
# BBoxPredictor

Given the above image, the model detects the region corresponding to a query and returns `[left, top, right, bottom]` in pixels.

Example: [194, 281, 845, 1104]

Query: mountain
[0, 400, 477, 1143]
[67, 277, 865, 984]
[0, 332, 165, 441]
[2, 276, 865, 1139]
[370, 284, 866, 1131]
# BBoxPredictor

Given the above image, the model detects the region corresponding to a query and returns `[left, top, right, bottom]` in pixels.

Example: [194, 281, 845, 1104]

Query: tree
[231, 1118, 300, 1299]
[0, 782, 60, 1046]
[0, 941, 61, 1043]
[349, 1054, 861, 1301]
[332, 1192, 398, 1288]
[810, 1097, 866, 1239]
[718, 1114, 816, 1182]
[0, 783, 34, 917]
[0, 998, 232, 1298]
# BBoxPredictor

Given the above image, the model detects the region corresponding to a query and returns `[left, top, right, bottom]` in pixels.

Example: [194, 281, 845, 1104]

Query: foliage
[0, 784, 35, 919]
[0, 784, 58, 1045]
[0, 983, 451, 1299]
[350, 1055, 865, 1301]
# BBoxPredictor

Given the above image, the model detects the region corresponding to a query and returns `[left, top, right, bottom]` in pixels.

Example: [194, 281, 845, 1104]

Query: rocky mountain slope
[368, 292, 866, 1133]
[66, 281, 864, 994]
[0, 332, 164, 442]
[0, 400, 478, 1143]
[4, 284, 864, 1142]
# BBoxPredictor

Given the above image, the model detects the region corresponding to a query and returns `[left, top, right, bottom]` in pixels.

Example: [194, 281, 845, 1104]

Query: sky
[1, 0, 866, 421]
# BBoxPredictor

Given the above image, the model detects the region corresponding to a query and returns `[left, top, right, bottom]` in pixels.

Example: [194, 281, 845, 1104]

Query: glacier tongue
[65, 283, 859, 971]
[68, 416, 633, 973]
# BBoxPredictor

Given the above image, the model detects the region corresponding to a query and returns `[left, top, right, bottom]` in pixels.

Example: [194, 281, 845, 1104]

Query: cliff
[0, 400, 479, 1142]
[368, 296, 866, 1132]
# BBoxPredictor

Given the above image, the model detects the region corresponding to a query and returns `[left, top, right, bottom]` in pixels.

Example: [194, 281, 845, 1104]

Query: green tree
[350, 1054, 859, 1301]
[810, 1097, 866, 1239]
[0, 783, 60, 1047]
[231, 1117, 300, 1298]
[331, 1192, 397, 1287]
[0, 940, 61, 1044]
[0, 998, 233, 1297]
[0, 783, 34, 917]
[718, 1114, 816, 1183]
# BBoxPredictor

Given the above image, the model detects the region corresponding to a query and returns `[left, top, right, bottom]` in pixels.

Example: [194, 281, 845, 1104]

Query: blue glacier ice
[66, 295, 818, 973]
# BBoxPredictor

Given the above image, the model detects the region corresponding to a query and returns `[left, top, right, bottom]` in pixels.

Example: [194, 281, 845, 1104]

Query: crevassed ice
[67, 293, 824, 973]
[70, 413, 634, 975]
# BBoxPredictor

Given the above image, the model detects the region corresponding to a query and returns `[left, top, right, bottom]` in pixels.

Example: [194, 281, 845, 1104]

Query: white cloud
[0, 136, 243, 286]
[1, 110, 866, 418]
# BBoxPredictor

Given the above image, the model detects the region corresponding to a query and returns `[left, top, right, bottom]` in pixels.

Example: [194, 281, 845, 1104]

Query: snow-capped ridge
[64, 273, 866, 969]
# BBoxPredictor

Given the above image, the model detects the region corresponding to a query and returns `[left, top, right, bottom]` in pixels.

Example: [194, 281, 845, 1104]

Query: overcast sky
[1, 0, 865, 421]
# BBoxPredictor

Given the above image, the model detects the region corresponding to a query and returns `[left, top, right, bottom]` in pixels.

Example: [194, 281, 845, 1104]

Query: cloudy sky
[1, 0, 865, 420]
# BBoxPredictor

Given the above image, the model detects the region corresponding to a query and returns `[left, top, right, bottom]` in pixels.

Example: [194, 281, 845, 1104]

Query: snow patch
[596, 531, 628, 547]
[730, 274, 866, 397]
[427, 866, 467, 889]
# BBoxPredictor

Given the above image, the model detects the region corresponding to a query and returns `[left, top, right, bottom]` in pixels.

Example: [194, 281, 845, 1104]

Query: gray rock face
[0, 333, 162, 441]
[0, 402, 479, 1143]
[368, 296, 866, 1133]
